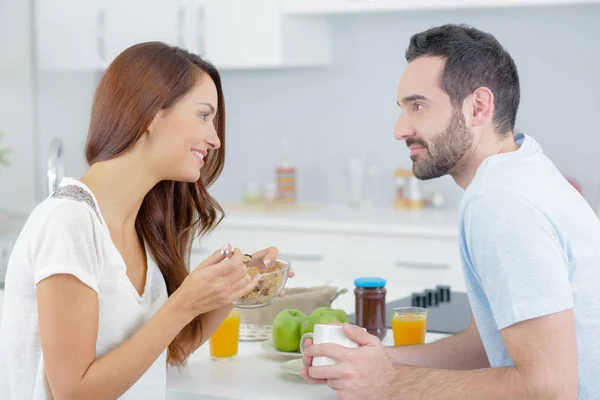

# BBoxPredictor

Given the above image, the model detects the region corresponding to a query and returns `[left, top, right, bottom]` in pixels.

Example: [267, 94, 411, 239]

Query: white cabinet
[283, 0, 600, 15]
[35, 0, 108, 70]
[105, 0, 191, 61]
[190, 225, 347, 278]
[249, 228, 347, 278]
[346, 233, 464, 289]
[189, 212, 465, 290]
[201, 0, 330, 69]
[35, 0, 191, 70]
[35, 0, 331, 71]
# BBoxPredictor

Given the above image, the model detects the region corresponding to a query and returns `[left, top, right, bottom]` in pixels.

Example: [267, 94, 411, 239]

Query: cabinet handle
[278, 254, 324, 262]
[96, 9, 106, 61]
[177, 6, 186, 47]
[394, 261, 449, 270]
[196, 6, 205, 55]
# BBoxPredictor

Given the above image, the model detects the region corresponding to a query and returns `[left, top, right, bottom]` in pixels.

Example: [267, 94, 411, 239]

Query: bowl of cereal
[233, 259, 291, 309]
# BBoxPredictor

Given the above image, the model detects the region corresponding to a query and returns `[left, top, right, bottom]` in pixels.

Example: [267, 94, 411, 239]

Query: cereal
[239, 261, 286, 305]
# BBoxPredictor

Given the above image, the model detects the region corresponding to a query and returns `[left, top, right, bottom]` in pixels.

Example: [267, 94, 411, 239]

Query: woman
[0, 42, 291, 399]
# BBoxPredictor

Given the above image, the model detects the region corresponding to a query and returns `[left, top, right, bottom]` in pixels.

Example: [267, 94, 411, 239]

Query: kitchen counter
[0, 281, 452, 399]
[165, 279, 448, 400]
[218, 204, 459, 238]
[166, 329, 446, 400]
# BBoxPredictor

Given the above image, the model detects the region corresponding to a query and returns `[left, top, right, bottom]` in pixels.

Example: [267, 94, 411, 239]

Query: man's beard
[407, 110, 473, 180]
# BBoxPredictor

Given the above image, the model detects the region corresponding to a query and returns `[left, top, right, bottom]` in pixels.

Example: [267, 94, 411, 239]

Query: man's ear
[470, 87, 494, 128]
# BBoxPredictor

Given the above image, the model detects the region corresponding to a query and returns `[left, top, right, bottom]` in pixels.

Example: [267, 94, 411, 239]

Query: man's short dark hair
[406, 24, 520, 136]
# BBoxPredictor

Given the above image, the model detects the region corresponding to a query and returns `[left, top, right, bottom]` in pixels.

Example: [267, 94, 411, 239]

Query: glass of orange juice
[209, 309, 241, 361]
[392, 307, 427, 346]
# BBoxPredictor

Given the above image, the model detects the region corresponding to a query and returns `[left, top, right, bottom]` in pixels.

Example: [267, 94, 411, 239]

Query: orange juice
[392, 308, 427, 346]
[209, 310, 240, 360]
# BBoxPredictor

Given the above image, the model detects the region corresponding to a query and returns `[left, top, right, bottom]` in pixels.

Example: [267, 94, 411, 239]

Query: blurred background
[1, 0, 600, 286]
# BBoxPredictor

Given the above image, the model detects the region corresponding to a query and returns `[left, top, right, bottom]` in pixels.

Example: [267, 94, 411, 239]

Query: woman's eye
[199, 113, 208, 121]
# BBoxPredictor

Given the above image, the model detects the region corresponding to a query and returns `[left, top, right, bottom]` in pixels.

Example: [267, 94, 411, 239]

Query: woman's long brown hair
[85, 42, 225, 365]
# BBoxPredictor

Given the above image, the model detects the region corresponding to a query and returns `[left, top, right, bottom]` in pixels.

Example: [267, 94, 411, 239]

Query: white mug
[300, 324, 361, 367]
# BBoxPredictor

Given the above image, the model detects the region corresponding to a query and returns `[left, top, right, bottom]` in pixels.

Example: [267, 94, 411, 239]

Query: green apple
[311, 307, 349, 324]
[312, 307, 334, 314]
[332, 309, 349, 323]
[272, 309, 306, 352]
[300, 311, 339, 337]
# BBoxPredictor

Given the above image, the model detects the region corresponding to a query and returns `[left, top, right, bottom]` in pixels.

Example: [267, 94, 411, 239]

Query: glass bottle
[354, 277, 387, 340]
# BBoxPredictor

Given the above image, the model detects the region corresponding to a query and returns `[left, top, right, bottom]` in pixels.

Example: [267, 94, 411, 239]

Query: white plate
[279, 359, 304, 376]
[261, 340, 303, 358]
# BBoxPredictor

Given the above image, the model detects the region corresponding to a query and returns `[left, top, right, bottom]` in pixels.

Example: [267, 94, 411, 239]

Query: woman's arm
[38, 275, 193, 400]
[38, 248, 256, 400]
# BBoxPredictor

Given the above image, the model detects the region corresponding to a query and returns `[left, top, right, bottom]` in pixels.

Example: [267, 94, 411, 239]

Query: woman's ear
[145, 109, 166, 136]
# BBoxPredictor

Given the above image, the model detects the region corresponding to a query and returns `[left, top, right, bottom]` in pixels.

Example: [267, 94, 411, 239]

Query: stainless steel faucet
[47, 138, 64, 196]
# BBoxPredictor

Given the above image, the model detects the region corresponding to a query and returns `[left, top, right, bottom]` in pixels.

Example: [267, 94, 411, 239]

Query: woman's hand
[249, 246, 295, 297]
[176, 244, 259, 317]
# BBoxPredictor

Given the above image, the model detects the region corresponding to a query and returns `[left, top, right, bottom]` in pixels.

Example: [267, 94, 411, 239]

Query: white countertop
[166, 329, 446, 400]
[218, 205, 459, 238]
[0, 205, 459, 244]
[0, 282, 451, 399]
[165, 280, 448, 399]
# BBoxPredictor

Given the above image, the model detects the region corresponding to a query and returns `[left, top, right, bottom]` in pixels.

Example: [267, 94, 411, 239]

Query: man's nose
[394, 113, 415, 141]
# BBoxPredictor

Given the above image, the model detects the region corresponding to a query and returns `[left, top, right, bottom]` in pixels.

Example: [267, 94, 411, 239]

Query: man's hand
[301, 323, 396, 399]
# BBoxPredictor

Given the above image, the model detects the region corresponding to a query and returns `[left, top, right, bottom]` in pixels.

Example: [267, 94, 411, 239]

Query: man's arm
[307, 309, 577, 399]
[385, 315, 490, 370]
[388, 308, 577, 399]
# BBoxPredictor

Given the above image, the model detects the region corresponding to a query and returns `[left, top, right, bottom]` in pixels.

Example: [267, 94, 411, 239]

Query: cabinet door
[249, 229, 348, 280]
[187, 0, 208, 58]
[198, 0, 282, 69]
[347, 234, 465, 290]
[105, 0, 192, 63]
[36, 0, 108, 70]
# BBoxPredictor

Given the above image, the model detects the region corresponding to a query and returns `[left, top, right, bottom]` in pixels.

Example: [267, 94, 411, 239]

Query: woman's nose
[205, 126, 221, 149]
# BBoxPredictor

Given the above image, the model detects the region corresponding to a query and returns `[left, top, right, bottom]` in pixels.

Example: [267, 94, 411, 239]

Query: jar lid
[354, 277, 387, 288]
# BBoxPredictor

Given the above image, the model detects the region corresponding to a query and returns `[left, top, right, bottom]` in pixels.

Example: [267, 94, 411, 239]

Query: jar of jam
[354, 277, 387, 340]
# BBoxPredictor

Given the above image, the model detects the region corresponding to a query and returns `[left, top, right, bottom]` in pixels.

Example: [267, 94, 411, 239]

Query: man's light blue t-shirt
[459, 133, 600, 398]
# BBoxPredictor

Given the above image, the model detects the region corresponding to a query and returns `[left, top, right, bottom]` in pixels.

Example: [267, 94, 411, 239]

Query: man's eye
[414, 103, 424, 112]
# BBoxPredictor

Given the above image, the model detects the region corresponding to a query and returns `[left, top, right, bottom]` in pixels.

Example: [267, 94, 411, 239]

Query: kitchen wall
[34, 3, 600, 210]
[0, 0, 36, 212]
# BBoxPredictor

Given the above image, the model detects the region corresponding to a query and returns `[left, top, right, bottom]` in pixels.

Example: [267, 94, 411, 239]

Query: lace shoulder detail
[51, 184, 103, 225]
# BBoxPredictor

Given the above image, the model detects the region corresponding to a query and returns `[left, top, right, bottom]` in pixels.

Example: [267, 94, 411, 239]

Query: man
[301, 24, 600, 399]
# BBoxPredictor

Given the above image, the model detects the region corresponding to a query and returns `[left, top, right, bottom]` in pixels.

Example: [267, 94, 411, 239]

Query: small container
[354, 277, 387, 340]
[394, 169, 410, 209]
[348, 153, 364, 208]
[275, 139, 297, 204]
[407, 173, 424, 209]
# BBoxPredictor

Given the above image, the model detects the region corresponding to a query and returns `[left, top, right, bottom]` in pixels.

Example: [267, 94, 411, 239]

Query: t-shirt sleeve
[463, 191, 573, 330]
[31, 202, 103, 293]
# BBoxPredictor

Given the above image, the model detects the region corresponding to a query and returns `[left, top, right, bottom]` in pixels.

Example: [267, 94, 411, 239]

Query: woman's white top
[0, 177, 169, 399]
